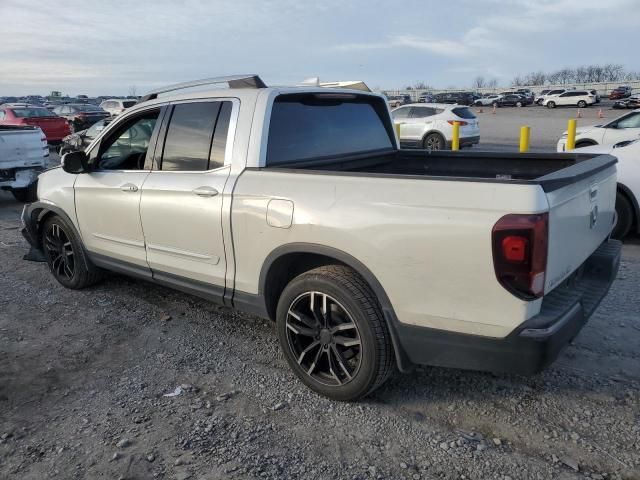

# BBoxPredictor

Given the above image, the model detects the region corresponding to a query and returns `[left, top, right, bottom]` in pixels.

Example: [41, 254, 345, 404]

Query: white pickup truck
[1, 125, 48, 201]
[21, 75, 621, 400]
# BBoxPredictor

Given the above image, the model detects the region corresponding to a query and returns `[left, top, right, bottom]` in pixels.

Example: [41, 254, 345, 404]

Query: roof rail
[140, 74, 267, 102]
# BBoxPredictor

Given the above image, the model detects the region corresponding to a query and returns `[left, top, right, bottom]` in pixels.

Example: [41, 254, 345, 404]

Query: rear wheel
[42, 215, 103, 289]
[577, 100, 587, 108]
[516, 101, 523, 107]
[612, 192, 633, 240]
[276, 265, 394, 401]
[547, 101, 556, 109]
[423, 132, 445, 150]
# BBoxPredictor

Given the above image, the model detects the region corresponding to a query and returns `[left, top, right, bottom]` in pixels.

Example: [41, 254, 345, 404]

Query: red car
[0, 104, 70, 142]
[609, 87, 632, 100]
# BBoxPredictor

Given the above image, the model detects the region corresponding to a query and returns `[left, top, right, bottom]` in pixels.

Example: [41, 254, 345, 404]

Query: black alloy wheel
[285, 291, 362, 386]
[44, 222, 75, 281]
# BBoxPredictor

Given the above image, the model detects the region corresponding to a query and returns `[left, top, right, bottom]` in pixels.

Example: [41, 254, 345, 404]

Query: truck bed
[267, 149, 617, 192]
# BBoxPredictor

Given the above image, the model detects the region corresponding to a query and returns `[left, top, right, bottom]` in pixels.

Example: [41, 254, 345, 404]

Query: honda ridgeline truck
[21, 75, 621, 400]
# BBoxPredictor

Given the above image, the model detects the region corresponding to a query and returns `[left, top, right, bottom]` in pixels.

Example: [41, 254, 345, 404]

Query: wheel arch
[257, 243, 411, 371]
[617, 183, 640, 233]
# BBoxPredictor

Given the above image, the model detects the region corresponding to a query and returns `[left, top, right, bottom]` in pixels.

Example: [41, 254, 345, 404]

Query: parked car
[387, 95, 404, 108]
[496, 94, 528, 107]
[22, 75, 620, 401]
[557, 109, 640, 150]
[100, 98, 138, 117]
[535, 89, 551, 103]
[52, 104, 110, 132]
[473, 94, 503, 106]
[543, 90, 596, 108]
[0, 96, 19, 105]
[536, 89, 567, 105]
[612, 94, 640, 109]
[515, 88, 535, 102]
[0, 104, 71, 143]
[418, 92, 435, 103]
[588, 89, 601, 103]
[59, 118, 112, 154]
[498, 91, 533, 106]
[391, 103, 480, 149]
[567, 139, 640, 239]
[433, 92, 475, 106]
[0, 125, 48, 201]
[609, 86, 633, 100]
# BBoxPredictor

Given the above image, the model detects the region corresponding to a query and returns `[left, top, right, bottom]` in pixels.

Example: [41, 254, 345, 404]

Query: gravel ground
[1, 172, 639, 479]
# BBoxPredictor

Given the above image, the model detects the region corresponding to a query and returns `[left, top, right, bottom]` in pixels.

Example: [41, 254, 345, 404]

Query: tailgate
[543, 158, 617, 293]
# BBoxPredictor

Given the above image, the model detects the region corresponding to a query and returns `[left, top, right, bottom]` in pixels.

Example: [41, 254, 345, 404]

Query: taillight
[492, 213, 548, 299]
[447, 120, 468, 126]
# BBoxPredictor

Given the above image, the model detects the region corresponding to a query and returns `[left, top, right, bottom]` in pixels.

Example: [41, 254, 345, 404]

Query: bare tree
[511, 75, 524, 86]
[487, 78, 498, 88]
[472, 76, 486, 89]
[128, 85, 138, 97]
[524, 71, 546, 86]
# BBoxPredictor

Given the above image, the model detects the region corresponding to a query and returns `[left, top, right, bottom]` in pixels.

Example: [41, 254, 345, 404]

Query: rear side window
[452, 107, 476, 119]
[409, 107, 436, 118]
[161, 101, 232, 171]
[267, 94, 393, 166]
[391, 107, 410, 119]
[123, 101, 137, 108]
[11, 107, 55, 118]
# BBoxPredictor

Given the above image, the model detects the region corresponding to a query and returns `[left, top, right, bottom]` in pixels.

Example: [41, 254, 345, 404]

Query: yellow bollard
[394, 122, 401, 142]
[566, 119, 577, 151]
[519, 126, 530, 153]
[451, 121, 460, 151]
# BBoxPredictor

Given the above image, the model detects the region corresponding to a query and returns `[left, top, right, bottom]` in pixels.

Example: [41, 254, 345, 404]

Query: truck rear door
[543, 159, 617, 293]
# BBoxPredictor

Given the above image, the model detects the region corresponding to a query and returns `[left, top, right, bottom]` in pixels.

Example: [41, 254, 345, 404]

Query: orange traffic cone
[478, 107, 484, 114]
[492, 104, 496, 114]
[577, 108, 582, 118]
[598, 108, 604, 119]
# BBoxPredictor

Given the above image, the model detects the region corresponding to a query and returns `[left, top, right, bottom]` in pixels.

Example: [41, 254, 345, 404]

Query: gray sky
[1, 0, 638, 96]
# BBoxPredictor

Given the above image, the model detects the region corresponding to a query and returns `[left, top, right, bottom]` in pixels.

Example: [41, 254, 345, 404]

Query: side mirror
[61, 150, 89, 174]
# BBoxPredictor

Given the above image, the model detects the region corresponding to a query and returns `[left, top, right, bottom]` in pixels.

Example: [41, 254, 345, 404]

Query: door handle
[192, 186, 219, 197]
[120, 183, 138, 192]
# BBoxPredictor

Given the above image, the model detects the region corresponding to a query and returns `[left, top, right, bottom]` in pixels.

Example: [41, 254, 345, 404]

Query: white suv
[99, 98, 137, 117]
[543, 90, 596, 109]
[391, 103, 480, 149]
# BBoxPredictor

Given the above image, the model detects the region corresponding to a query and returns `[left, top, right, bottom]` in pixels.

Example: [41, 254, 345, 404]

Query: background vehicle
[498, 91, 533, 105]
[515, 88, 535, 102]
[609, 86, 633, 100]
[536, 89, 566, 105]
[496, 94, 528, 107]
[59, 118, 112, 154]
[589, 89, 601, 103]
[0, 104, 70, 143]
[391, 103, 479, 149]
[100, 98, 137, 116]
[474, 94, 503, 106]
[23, 76, 620, 401]
[543, 90, 595, 108]
[557, 109, 640, 150]
[387, 95, 404, 108]
[535, 89, 551, 103]
[569, 139, 640, 239]
[433, 92, 475, 106]
[613, 94, 640, 109]
[52, 104, 110, 132]
[0, 125, 48, 201]
[418, 92, 435, 103]
[0, 96, 19, 105]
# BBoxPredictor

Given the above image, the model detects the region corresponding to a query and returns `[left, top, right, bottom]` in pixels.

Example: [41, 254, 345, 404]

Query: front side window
[97, 110, 159, 170]
[615, 113, 640, 129]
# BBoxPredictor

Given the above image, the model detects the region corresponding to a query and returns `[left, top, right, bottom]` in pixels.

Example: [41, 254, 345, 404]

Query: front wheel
[546, 101, 556, 109]
[42, 215, 103, 289]
[276, 265, 394, 401]
[516, 101, 522, 107]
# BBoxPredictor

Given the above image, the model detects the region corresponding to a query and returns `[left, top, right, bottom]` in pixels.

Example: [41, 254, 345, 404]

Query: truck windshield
[267, 93, 393, 166]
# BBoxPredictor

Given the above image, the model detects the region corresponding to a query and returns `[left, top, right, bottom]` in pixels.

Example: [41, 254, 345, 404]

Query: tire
[516, 101, 522, 107]
[276, 265, 394, 401]
[42, 215, 103, 289]
[577, 100, 587, 108]
[423, 132, 445, 150]
[546, 101, 556, 109]
[11, 183, 38, 203]
[612, 192, 633, 240]
[492, 102, 498, 107]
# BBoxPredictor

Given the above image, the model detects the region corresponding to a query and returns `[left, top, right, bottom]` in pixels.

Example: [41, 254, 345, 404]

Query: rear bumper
[395, 240, 622, 375]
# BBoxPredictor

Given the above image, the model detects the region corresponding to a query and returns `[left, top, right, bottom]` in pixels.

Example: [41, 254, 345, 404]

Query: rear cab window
[266, 93, 394, 166]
